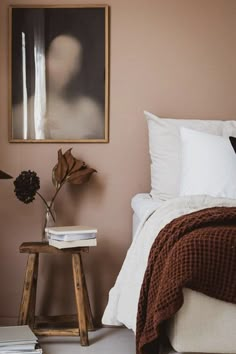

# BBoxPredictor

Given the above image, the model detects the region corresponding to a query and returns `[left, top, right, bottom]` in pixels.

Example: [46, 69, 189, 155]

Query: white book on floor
[0, 325, 38, 350]
[49, 237, 97, 249]
[0, 343, 37, 350]
[0, 350, 42, 354]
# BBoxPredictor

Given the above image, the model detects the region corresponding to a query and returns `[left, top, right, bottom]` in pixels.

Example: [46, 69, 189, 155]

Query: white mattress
[131, 194, 236, 353]
[167, 288, 236, 353]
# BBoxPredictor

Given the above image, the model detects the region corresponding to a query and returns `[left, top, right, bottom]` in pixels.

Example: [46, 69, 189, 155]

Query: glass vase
[42, 202, 56, 242]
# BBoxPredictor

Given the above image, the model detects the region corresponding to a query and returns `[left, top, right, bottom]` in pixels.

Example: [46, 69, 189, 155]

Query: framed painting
[9, 5, 109, 143]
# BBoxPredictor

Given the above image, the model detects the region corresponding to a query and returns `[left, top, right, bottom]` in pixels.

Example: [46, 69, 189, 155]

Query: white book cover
[45, 225, 97, 235]
[49, 237, 97, 249]
[0, 326, 37, 347]
[0, 349, 42, 354]
[48, 232, 97, 241]
[0, 343, 36, 350]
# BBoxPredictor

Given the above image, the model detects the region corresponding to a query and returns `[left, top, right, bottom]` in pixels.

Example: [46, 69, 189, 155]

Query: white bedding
[131, 193, 163, 238]
[102, 195, 236, 332]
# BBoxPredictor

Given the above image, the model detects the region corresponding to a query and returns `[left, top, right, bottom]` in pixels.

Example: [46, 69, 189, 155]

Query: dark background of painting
[11, 7, 105, 109]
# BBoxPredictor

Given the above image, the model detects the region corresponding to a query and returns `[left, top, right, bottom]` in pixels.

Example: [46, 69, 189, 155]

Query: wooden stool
[18, 242, 94, 346]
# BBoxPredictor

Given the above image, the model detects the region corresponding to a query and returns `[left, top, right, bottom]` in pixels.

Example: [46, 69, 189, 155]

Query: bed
[102, 112, 236, 354]
[132, 194, 236, 354]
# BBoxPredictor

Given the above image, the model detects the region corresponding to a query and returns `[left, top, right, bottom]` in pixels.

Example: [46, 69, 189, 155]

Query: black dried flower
[14, 170, 40, 204]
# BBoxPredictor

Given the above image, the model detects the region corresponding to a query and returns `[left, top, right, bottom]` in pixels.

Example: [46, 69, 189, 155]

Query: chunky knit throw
[136, 207, 236, 354]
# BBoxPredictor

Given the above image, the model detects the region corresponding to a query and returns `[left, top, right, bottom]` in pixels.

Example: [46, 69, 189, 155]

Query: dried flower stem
[49, 182, 66, 208]
[37, 180, 66, 223]
[36, 191, 56, 222]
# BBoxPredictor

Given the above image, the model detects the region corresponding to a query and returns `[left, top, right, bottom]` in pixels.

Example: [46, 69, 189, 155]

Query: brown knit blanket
[136, 206, 236, 354]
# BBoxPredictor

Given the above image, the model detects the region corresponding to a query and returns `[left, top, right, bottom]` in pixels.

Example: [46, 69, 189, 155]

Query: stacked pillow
[144, 111, 236, 200]
[179, 127, 236, 199]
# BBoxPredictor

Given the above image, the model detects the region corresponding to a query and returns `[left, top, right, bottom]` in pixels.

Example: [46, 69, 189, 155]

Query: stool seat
[18, 242, 94, 346]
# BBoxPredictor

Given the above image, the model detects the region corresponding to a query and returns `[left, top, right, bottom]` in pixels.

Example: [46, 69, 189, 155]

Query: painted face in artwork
[46, 35, 83, 93]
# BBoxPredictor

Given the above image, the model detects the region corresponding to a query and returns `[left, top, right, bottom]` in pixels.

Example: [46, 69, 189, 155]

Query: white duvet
[102, 195, 236, 332]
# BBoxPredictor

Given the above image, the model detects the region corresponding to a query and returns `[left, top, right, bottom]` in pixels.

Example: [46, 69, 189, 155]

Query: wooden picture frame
[9, 5, 109, 143]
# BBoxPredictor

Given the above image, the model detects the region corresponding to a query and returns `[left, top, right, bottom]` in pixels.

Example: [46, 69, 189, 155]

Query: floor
[40, 327, 136, 354]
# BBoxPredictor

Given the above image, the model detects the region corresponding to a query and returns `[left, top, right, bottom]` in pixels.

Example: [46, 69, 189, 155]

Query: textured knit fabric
[136, 206, 236, 354]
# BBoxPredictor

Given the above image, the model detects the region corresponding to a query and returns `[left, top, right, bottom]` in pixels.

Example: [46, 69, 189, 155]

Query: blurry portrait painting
[9, 5, 109, 142]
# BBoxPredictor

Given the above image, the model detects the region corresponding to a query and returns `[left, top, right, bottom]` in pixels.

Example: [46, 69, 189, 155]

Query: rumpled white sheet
[102, 195, 236, 332]
[131, 193, 162, 221]
[131, 193, 163, 240]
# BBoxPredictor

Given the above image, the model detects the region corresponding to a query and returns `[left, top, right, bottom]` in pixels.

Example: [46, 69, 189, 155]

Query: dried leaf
[64, 149, 75, 172]
[52, 167, 58, 188]
[70, 159, 85, 174]
[67, 167, 96, 185]
[52, 149, 68, 187]
[52, 148, 97, 189]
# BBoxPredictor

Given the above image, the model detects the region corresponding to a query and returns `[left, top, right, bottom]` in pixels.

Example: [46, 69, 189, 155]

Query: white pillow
[144, 111, 236, 200]
[179, 127, 236, 199]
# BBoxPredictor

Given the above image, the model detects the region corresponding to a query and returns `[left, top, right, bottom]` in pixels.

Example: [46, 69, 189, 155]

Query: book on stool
[45, 225, 97, 249]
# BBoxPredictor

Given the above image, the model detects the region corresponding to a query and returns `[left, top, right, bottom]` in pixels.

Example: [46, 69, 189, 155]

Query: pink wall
[1, 0, 236, 325]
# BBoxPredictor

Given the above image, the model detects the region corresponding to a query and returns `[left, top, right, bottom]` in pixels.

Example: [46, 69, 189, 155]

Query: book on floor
[0, 325, 41, 353]
[0, 350, 42, 354]
[0, 349, 42, 354]
[49, 237, 97, 249]
[0, 343, 36, 350]
[45, 225, 97, 241]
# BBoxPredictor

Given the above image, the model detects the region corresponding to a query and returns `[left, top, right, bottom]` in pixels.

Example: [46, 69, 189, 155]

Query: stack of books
[0, 325, 42, 353]
[46, 225, 97, 249]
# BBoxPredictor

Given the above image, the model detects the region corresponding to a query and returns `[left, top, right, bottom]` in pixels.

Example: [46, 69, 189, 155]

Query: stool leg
[81, 266, 95, 330]
[72, 253, 88, 346]
[18, 253, 38, 327]
[28, 254, 39, 328]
